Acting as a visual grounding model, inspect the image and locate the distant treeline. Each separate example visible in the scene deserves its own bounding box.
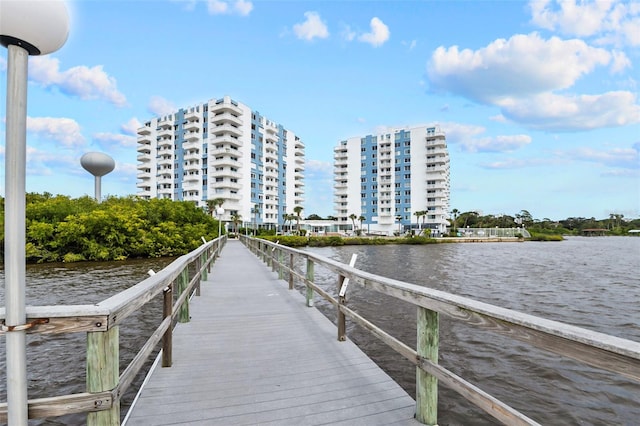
[0,193,219,263]
[450,210,639,236]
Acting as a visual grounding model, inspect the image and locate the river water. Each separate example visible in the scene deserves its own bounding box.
[0,237,638,425]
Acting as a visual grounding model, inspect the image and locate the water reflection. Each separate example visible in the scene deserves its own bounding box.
[304,237,640,425]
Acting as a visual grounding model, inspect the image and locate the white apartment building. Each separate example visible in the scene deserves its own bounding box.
[334,125,450,236]
[137,96,305,230]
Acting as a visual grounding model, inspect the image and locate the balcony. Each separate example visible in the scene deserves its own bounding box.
[265,149,278,160]
[158,128,173,138]
[138,134,152,144]
[212,180,241,190]
[210,146,242,157]
[184,110,199,122]
[158,186,173,195]
[184,151,200,161]
[136,182,151,192]
[211,157,239,168]
[211,111,242,126]
[210,134,242,147]
[211,99,242,115]
[184,130,200,142]
[137,153,151,162]
[157,175,172,184]
[211,123,242,137]
[184,120,200,132]
[184,173,200,182]
[182,140,200,151]
[158,138,173,148]
[184,161,200,171]
[158,156,173,166]
[265,132,278,143]
[137,170,151,180]
[138,126,152,135]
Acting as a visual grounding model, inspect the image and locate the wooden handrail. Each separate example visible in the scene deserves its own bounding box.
[242,235,640,425]
[0,236,225,424]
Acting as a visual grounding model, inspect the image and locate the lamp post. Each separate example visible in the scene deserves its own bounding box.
[217,207,224,237]
[0,1,69,423]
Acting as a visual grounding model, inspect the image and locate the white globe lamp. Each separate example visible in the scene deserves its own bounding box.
[1,1,70,423]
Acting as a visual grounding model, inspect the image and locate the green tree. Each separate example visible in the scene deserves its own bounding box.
[293,205,303,235]
[450,208,459,234]
[349,213,357,234]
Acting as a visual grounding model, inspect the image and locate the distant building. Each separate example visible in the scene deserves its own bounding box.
[334,125,450,236]
[136,96,305,230]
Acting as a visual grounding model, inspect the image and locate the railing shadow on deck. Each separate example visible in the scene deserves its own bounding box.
[241,235,640,426]
[0,236,227,424]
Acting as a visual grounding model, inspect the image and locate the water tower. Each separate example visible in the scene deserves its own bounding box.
[81,152,115,202]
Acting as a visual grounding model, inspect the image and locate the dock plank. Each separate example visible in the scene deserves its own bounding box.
[125,240,419,425]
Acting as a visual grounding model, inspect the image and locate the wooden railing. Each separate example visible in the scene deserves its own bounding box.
[241,235,640,425]
[0,236,226,424]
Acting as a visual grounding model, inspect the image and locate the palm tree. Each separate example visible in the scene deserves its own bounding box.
[358,215,366,236]
[293,206,303,235]
[251,204,260,235]
[230,213,242,234]
[450,208,459,235]
[349,213,357,235]
[284,213,296,233]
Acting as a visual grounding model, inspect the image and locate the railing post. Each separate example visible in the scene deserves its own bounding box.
[86,326,119,425]
[288,253,294,290]
[305,258,314,307]
[177,270,189,323]
[416,306,439,425]
[195,256,201,296]
[270,246,276,272]
[201,252,207,281]
[162,284,173,367]
[278,249,284,280]
[337,274,346,341]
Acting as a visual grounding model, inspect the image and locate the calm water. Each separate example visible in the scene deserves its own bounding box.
[0,237,638,425]
[304,236,640,425]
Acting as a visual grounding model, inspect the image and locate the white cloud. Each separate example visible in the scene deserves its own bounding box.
[499,91,640,131]
[570,145,640,169]
[93,132,137,148]
[427,32,637,131]
[25,146,79,176]
[293,12,329,41]
[439,122,486,143]
[358,17,390,47]
[427,33,613,103]
[29,56,127,107]
[207,0,228,14]
[148,96,177,116]
[175,0,252,16]
[121,117,142,135]
[458,135,532,153]
[27,116,85,147]
[440,122,532,153]
[481,158,561,169]
[234,0,253,16]
[529,0,640,46]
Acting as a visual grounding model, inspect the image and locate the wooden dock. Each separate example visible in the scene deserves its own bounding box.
[124,240,420,425]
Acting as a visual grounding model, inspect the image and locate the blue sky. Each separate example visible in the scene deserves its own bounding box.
[0,0,638,221]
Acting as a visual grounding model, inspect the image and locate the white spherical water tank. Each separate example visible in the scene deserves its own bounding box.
[81,152,115,202]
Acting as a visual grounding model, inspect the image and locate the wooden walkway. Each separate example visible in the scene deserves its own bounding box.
[124,240,420,425]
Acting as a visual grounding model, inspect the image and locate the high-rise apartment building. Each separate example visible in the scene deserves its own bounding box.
[136,96,305,230]
[334,125,450,236]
